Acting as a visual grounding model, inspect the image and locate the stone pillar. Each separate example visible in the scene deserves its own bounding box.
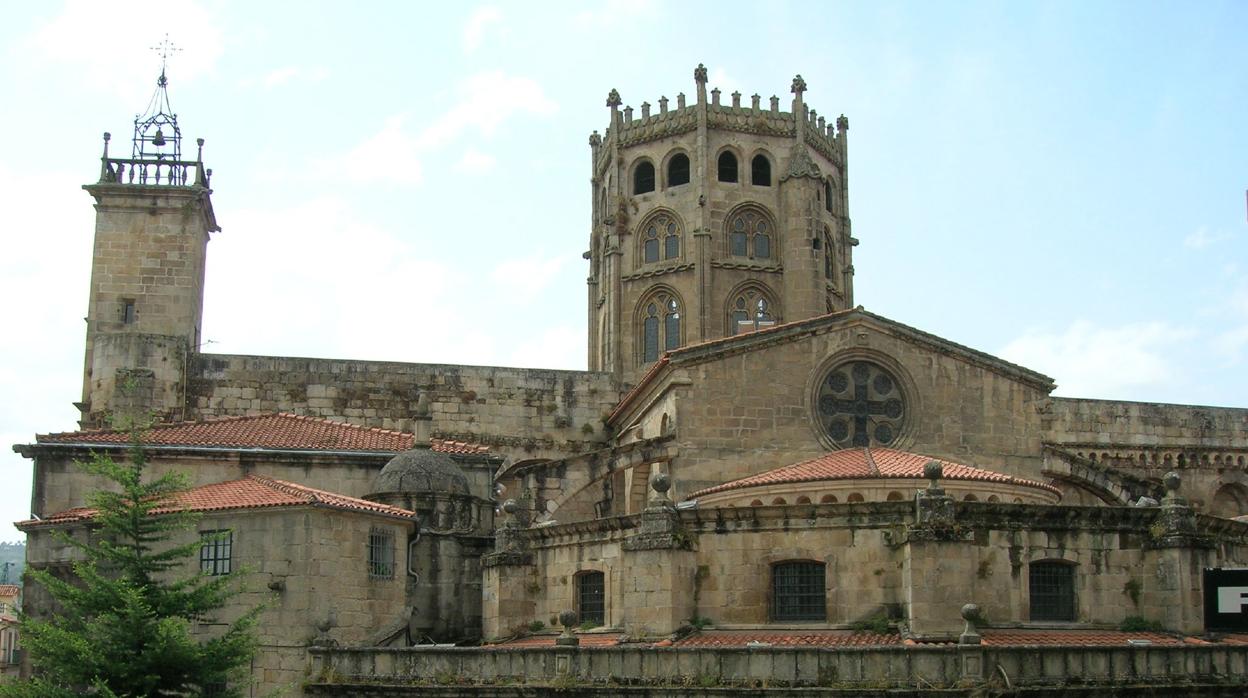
[620,473,696,638]
[481,500,536,639]
[1148,472,1213,634]
[901,461,978,638]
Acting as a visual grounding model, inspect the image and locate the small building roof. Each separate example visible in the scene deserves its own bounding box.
[30,413,488,455]
[689,447,1060,499]
[16,474,416,531]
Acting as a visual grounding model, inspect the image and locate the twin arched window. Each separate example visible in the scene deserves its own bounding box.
[718,152,773,186]
[728,207,773,259]
[641,291,681,363]
[730,287,776,335]
[641,212,681,264]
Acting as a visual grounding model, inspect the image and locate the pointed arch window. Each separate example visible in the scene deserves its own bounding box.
[717,152,738,183]
[667,153,690,187]
[730,287,777,335]
[824,179,834,213]
[641,292,681,363]
[641,212,681,264]
[728,207,773,259]
[751,154,771,186]
[633,161,655,195]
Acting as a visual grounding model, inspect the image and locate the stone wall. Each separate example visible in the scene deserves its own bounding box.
[305,643,1248,695]
[187,354,620,463]
[1046,398,1248,448]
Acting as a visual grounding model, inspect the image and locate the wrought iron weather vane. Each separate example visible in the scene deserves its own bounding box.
[133,34,183,161]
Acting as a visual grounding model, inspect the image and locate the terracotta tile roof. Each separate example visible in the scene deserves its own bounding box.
[33,413,489,455]
[980,630,1183,646]
[16,474,415,530]
[487,633,626,649]
[689,447,1059,498]
[674,630,900,648]
[0,586,19,597]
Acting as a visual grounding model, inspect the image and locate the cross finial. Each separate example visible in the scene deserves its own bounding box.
[791,74,807,96]
[150,34,182,87]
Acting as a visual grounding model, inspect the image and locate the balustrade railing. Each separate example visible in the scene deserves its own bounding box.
[100,157,208,187]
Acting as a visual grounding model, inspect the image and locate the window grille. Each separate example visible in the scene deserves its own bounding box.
[772,561,826,621]
[1029,561,1075,621]
[199,530,232,576]
[577,571,605,626]
[368,528,395,580]
[717,152,738,182]
[633,162,656,194]
[667,154,690,186]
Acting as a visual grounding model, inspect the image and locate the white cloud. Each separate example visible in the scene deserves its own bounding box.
[239,66,330,90]
[1183,226,1231,250]
[463,6,503,54]
[20,0,224,98]
[999,320,1194,399]
[319,71,556,186]
[454,148,497,175]
[574,0,659,27]
[490,254,568,303]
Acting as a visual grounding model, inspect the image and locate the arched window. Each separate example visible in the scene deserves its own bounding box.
[640,291,681,364]
[667,153,690,187]
[729,286,776,335]
[633,161,655,195]
[640,212,681,264]
[1029,561,1075,621]
[576,571,605,626]
[727,207,773,259]
[751,154,771,186]
[824,179,834,213]
[822,227,835,281]
[772,561,826,621]
[717,151,738,182]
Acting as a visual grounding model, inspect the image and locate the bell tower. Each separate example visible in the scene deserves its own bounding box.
[587,65,856,381]
[78,50,218,428]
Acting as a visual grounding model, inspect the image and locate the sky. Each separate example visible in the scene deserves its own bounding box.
[0,0,1245,541]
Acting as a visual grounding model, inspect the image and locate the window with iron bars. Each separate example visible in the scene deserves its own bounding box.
[576,571,605,626]
[1029,561,1075,621]
[772,561,826,621]
[368,527,395,580]
[199,530,232,576]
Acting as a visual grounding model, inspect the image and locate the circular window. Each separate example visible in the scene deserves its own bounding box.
[815,360,906,447]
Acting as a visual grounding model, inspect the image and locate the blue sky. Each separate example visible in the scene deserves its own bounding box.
[0,0,1245,539]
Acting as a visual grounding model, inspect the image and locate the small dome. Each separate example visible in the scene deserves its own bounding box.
[373,447,471,497]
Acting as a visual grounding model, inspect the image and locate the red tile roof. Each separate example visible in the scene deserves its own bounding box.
[690,447,1059,498]
[16,474,415,530]
[33,413,489,455]
[980,630,1183,647]
[0,586,18,597]
[674,630,900,648]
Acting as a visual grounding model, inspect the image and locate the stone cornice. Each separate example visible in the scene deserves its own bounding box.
[708,260,783,274]
[621,263,694,282]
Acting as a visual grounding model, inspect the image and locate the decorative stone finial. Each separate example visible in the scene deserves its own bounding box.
[924,460,943,488]
[650,471,671,495]
[694,63,708,84]
[659,96,668,113]
[641,101,650,118]
[623,105,633,123]
[818,116,826,132]
[751,94,761,111]
[556,609,580,646]
[677,93,686,109]
[836,114,849,132]
[731,91,741,108]
[959,604,982,645]
[769,95,779,112]
[503,498,519,515]
[1164,471,1181,493]
[710,87,721,106]
[791,74,807,96]
[589,130,601,147]
[606,89,621,109]
[196,137,204,162]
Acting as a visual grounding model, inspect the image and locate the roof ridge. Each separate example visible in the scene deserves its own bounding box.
[863,447,879,475]
[247,474,319,504]
[274,412,413,439]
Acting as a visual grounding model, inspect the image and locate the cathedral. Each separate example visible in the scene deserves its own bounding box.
[14,64,1248,695]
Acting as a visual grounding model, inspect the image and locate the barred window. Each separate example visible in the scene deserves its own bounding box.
[633,161,656,195]
[772,561,826,621]
[717,151,738,182]
[368,527,396,580]
[751,154,771,186]
[199,530,232,576]
[576,571,605,626]
[667,153,690,187]
[1029,561,1075,621]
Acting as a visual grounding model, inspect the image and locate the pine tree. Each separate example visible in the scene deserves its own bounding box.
[4,436,260,697]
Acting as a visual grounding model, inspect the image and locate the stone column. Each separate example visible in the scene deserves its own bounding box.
[620,473,696,638]
[481,500,536,639]
[1148,472,1213,634]
[900,461,979,638]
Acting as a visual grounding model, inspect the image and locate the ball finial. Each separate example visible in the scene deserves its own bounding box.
[961,603,981,621]
[559,609,578,629]
[1163,471,1181,493]
[924,460,943,482]
[650,471,671,494]
[502,498,519,515]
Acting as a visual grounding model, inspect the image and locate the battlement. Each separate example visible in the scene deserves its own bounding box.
[591,64,847,174]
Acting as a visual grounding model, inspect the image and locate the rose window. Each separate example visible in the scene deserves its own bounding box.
[816,361,905,447]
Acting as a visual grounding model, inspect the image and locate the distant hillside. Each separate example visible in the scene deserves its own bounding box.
[0,542,25,586]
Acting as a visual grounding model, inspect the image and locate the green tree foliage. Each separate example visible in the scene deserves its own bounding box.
[3,438,260,697]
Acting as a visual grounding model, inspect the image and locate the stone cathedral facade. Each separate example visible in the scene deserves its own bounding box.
[14,66,1248,694]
